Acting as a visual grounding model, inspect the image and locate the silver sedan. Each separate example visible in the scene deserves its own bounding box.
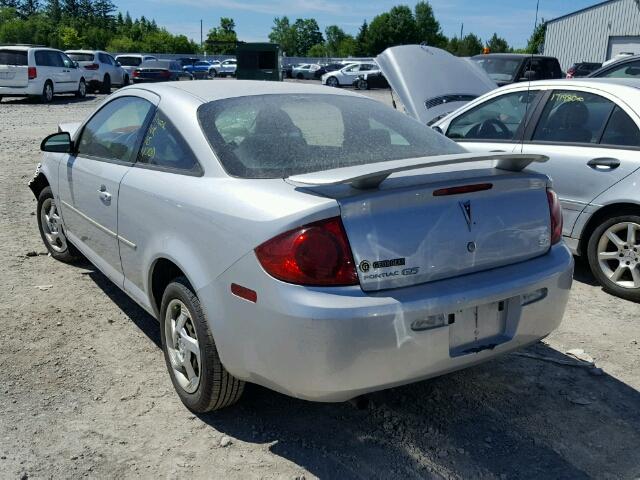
[30,81,572,412]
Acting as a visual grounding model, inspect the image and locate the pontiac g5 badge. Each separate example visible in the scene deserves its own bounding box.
[459,200,472,231]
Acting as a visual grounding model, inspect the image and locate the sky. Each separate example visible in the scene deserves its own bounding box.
[117,0,600,49]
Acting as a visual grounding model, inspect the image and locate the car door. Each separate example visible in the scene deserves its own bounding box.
[59,52,79,91]
[520,88,640,236]
[441,88,544,154]
[57,94,157,284]
[36,51,64,89]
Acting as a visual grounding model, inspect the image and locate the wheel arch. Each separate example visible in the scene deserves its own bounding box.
[148,255,200,318]
[28,172,50,199]
[578,202,640,256]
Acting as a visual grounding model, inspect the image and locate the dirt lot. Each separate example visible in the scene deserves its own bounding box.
[1,83,639,480]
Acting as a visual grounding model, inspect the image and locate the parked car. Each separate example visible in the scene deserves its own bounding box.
[428,79,640,301]
[177,57,200,68]
[31,80,572,412]
[321,62,379,87]
[115,54,158,77]
[313,62,343,79]
[66,50,129,93]
[601,52,635,68]
[281,63,299,78]
[131,60,193,83]
[353,71,389,90]
[183,60,221,79]
[471,53,563,87]
[0,45,87,103]
[589,54,640,79]
[217,58,237,77]
[292,63,321,79]
[566,62,602,78]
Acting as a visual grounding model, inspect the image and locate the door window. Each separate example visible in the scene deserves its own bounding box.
[532,90,615,144]
[600,106,640,147]
[60,53,75,68]
[77,97,154,162]
[447,90,539,141]
[35,51,63,67]
[599,59,640,78]
[138,111,200,172]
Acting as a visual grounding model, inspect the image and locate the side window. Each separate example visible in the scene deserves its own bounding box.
[600,106,640,148]
[107,55,117,65]
[532,91,615,144]
[139,111,200,172]
[447,90,539,141]
[600,60,640,78]
[60,53,74,68]
[34,51,47,66]
[98,53,109,64]
[77,97,154,162]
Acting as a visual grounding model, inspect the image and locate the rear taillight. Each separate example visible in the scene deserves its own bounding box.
[84,63,99,70]
[161,70,171,78]
[547,188,562,245]
[28,67,37,80]
[132,69,140,77]
[255,217,358,286]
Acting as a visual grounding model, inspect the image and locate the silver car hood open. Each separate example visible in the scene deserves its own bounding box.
[376,45,497,125]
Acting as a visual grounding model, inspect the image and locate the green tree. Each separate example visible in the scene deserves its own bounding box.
[293,18,323,57]
[205,17,237,54]
[486,32,509,53]
[367,6,418,55]
[268,16,296,56]
[354,20,369,56]
[525,20,545,54]
[447,33,483,56]
[20,0,40,17]
[58,24,80,48]
[324,24,346,57]
[414,1,446,47]
[307,43,326,57]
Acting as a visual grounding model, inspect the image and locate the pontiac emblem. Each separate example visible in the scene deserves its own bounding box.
[459,200,472,231]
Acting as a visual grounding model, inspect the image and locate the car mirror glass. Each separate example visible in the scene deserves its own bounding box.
[40,132,72,153]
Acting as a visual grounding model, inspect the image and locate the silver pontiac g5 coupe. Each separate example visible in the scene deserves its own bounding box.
[30,81,573,412]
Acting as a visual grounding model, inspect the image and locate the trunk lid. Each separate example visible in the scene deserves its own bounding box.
[375,45,497,125]
[0,49,29,87]
[289,154,551,292]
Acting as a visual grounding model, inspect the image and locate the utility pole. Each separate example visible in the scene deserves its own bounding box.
[460,22,464,39]
[200,19,203,55]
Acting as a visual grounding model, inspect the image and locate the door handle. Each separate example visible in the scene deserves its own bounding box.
[587,157,621,170]
[98,185,111,202]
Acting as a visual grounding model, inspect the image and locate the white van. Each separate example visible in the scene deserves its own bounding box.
[0,45,87,103]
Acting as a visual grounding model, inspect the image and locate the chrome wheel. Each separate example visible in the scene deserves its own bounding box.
[40,197,67,253]
[597,221,640,289]
[165,299,201,394]
[44,83,53,102]
[78,79,86,97]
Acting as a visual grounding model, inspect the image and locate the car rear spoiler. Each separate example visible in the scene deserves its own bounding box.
[288,153,548,189]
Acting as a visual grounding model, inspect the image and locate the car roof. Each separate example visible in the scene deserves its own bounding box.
[491,77,640,98]
[0,45,57,51]
[66,50,101,54]
[127,79,363,103]
[471,53,557,60]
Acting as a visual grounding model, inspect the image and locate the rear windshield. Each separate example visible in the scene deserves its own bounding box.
[198,94,463,179]
[117,56,141,66]
[0,49,28,66]
[67,53,94,62]
[472,57,521,82]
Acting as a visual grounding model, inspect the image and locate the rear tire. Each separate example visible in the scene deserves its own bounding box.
[326,76,339,87]
[40,81,54,103]
[208,69,217,78]
[122,74,129,86]
[100,74,111,94]
[296,73,304,80]
[587,214,640,302]
[160,277,245,412]
[36,186,78,262]
[356,79,368,90]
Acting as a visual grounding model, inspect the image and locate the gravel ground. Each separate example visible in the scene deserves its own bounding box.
[1,81,639,480]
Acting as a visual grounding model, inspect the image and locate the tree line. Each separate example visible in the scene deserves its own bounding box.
[0,0,199,53]
[268,2,545,58]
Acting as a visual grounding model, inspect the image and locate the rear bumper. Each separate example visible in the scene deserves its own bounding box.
[199,244,573,402]
[0,83,42,96]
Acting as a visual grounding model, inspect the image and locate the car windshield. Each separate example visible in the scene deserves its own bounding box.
[472,57,521,82]
[117,56,142,66]
[198,94,463,179]
[0,49,28,65]
[67,53,94,62]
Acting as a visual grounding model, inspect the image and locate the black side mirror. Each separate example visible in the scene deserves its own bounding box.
[41,132,73,153]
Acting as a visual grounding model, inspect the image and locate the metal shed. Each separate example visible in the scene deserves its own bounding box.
[543,0,640,70]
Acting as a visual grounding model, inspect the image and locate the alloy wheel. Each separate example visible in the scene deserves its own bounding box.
[45,83,53,102]
[596,221,640,289]
[327,77,339,87]
[165,299,201,394]
[40,197,67,252]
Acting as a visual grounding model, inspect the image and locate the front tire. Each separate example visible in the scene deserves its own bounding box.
[587,215,640,302]
[326,76,339,87]
[160,277,245,412]
[208,69,217,78]
[356,79,368,90]
[100,74,111,94]
[36,186,78,262]
[75,78,86,98]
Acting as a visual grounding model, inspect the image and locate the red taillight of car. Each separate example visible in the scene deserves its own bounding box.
[132,69,140,78]
[160,70,171,78]
[547,188,563,245]
[255,217,359,286]
[28,67,37,80]
[84,63,99,70]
